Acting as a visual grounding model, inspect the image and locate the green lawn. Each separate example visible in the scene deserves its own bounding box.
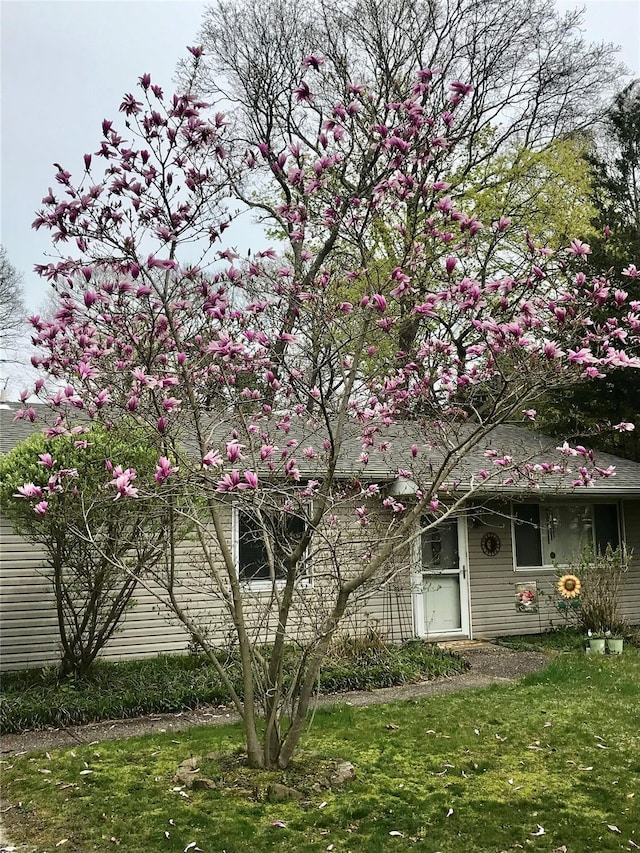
[2,651,638,853]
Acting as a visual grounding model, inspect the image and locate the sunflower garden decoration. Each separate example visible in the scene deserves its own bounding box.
[555,573,582,621]
[557,574,582,600]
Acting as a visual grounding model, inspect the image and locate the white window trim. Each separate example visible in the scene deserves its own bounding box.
[511,500,621,572]
[232,505,313,590]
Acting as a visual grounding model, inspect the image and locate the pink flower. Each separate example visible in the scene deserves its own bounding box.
[613,422,635,432]
[216,470,242,492]
[371,293,387,312]
[567,238,591,256]
[202,449,223,467]
[293,81,313,102]
[244,470,258,489]
[34,501,49,516]
[38,453,55,468]
[108,466,138,500]
[14,483,43,499]
[154,456,178,484]
[302,54,325,70]
[226,440,245,463]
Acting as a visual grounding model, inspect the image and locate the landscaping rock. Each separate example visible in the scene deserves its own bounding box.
[191,777,217,791]
[174,767,200,787]
[267,782,303,801]
[330,761,355,787]
[174,755,204,788]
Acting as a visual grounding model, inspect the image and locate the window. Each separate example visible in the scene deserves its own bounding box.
[421,518,459,571]
[512,503,620,569]
[236,508,309,585]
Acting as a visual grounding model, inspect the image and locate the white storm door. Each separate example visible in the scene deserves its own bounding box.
[413,517,470,638]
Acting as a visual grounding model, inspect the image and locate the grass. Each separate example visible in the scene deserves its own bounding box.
[2,650,638,852]
[0,640,466,734]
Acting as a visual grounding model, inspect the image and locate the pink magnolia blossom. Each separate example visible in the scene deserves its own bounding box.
[108,466,138,500]
[244,470,258,489]
[202,449,223,467]
[14,483,43,499]
[154,456,178,484]
[567,239,591,256]
[226,440,245,463]
[34,501,49,516]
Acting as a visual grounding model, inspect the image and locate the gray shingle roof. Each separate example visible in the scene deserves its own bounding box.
[2,402,639,496]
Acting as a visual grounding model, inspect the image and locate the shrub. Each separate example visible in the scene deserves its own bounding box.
[556,546,630,635]
[0,642,467,734]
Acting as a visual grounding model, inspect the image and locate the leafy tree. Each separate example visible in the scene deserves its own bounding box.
[22,49,639,768]
[193,0,623,363]
[536,82,640,459]
[0,424,180,676]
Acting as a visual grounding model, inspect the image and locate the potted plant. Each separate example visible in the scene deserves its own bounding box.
[587,630,606,654]
[605,631,625,655]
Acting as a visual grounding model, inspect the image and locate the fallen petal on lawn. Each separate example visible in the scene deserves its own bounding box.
[55,841,68,848]
[272,821,287,828]
[579,766,594,771]
[446,809,454,818]
[607,825,621,833]
[531,824,545,836]
[628,839,639,848]
[554,846,567,852]
[389,830,405,837]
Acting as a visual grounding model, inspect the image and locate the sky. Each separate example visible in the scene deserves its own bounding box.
[0,0,639,392]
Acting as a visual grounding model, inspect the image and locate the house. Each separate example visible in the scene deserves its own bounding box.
[1,402,639,671]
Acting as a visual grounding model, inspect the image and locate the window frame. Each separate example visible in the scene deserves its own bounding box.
[232,504,313,589]
[511,500,622,572]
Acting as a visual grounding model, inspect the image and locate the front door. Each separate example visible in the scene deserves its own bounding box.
[413,517,470,638]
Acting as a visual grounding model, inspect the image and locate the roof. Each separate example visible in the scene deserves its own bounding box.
[2,402,639,497]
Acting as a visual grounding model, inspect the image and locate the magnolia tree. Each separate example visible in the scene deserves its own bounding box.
[16,48,640,767]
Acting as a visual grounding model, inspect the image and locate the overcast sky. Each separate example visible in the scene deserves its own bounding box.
[1,0,639,319]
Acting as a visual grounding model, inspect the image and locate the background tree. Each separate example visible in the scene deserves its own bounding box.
[0,246,26,382]
[22,51,640,768]
[0,423,182,677]
[535,81,640,460]
[191,0,624,364]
